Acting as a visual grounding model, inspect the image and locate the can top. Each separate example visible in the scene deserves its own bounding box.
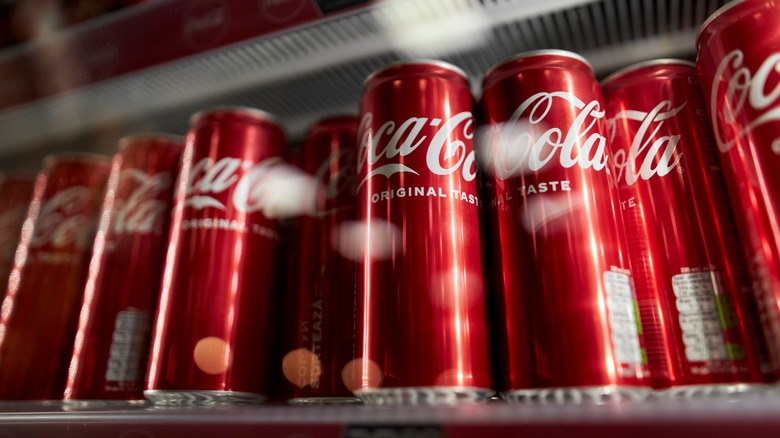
[482,49,593,90]
[601,59,696,88]
[190,106,282,128]
[42,152,111,169]
[117,133,185,151]
[697,0,751,44]
[363,59,469,89]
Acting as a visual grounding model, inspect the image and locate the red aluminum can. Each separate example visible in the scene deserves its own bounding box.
[0,174,34,294]
[602,59,766,394]
[281,116,360,404]
[0,154,110,400]
[145,108,287,405]
[349,61,493,405]
[480,50,649,403]
[64,134,183,404]
[697,0,780,378]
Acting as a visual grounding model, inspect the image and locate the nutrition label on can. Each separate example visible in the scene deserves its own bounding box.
[105,308,151,386]
[672,271,728,362]
[604,271,643,365]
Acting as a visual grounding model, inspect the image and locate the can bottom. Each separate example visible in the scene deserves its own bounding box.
[502,385,651,405]
[354,387,494,406]
[657,383,773,400]
[288,396,363,406]
[62,399,147,408]
[143,390,266,406]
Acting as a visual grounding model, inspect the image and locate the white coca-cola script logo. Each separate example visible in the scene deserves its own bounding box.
[607,100,686,185]
[185,156,284,213]
[31,186,92,249]
[0,207,26,260]
[711,49,780,154]
[356,111,477,189]
[314,149,356,202]
[483,91,608,180]
[112,170,172,234]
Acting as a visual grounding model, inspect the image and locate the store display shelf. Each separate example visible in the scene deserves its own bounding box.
[0,0,728,162]
[1,393,780,437]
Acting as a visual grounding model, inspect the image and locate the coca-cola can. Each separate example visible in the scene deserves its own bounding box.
[145,108,287,405]
[479,50,649,403]
[602,59,767,395]
[64,134,183,404]
[0,154,110,400]
[281,116,360,404]
[348,61,493,405]
[697,0,780,379]
[0,173,34,294]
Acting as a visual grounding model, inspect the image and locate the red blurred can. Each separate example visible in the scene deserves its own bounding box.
[602,59,766,394]
[697,0,780,378]
[145,108,287,405]
[480,50,649,403]
[0,174,34,293]
[281,116,360,404]
[64,134,183,404]
[0,154,110,400]
[350,61,493,405]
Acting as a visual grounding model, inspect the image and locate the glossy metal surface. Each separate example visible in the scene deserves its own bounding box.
[0,155,110,400]
[480,52,647,393]
[65,135,183,402]
[697,0,780,377]
[281,116,359,401]
[352,62,493,396]
[603,61,765,389]
[146,109,286,398]
[0,174,34,293]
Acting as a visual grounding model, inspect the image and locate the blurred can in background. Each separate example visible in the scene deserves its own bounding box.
[64,134,182,404]
[0,154,110,400]
[480,50,649,403]
[145,108,288,405]
[350,61,493,405]
[603,59,767,394]
[281,116,360,404]
[0,173,34,294]
[697,0,780,380]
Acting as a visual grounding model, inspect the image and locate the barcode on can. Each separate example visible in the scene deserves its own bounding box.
[603,271,643,365]
[105,308,151,385]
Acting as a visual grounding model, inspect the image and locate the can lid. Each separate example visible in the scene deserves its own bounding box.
[697,0,747,43]
[117,133,185,151]
[190,106,282,127]
[362,59,469,89]
[601,59,696,86]
[42,152,111,168]
[483,49,593,84]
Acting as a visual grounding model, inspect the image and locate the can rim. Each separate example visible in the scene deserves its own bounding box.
[601,59,696,86]
[362,59,469,88]
[483,49,593,83]
[42,152,111,168]
[117,133,185,150]
[190,106,281,127]
[697,0,746,43]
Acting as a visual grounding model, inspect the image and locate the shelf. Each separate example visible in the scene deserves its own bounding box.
[0,0,729,164]
[1,394,780,437]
